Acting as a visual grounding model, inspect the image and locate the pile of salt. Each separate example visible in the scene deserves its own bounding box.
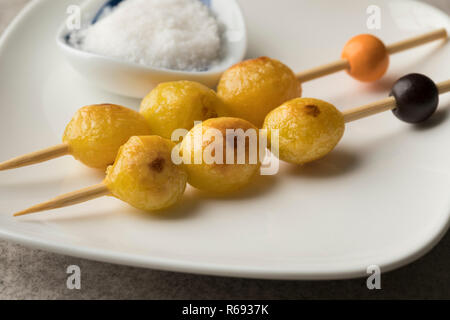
[70,0,222,71]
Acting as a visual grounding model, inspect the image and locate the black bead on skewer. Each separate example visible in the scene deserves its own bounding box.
[390,73,439,123]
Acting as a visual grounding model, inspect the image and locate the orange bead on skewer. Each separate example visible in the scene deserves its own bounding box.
[341,34,389,82]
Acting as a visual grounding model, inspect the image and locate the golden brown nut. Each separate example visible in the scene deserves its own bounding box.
[263,98,345,164]
[217,57,302,127]
[140,81,227,139]
[104,136,187,211]
[180,117,260,193]
[63,104,152,169]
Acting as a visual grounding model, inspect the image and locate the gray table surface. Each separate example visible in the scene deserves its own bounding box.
[1,0,450,300]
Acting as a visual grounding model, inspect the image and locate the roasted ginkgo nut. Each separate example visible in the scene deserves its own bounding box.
[217,57,302,127]
[63,104,152,169]
[104,136,187,212]
[180,117,260,193]
[263,98,345,164]
[140,81,227,139]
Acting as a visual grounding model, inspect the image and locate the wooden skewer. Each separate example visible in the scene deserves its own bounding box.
[437,79,450,94]
[386,28,448,54]
[343,97,396,123]
[0,143,70,171]
[14,183,110,217]
[343,80,450,123]
[296,28,448,82]
[296,59,349,83]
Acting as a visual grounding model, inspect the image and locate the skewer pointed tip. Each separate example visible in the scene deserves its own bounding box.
[14,208,37,217]
[0,161,17,171]
[13,183,110,217]
[0,144,70,171]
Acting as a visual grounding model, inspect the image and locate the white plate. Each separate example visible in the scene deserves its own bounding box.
[0,0,449,280]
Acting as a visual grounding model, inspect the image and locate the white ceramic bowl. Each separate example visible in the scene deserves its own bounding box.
[56,0,247,98]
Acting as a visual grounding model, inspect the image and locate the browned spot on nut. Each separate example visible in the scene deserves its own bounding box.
[150,157,165,173]
[209,111,218,118]
[304,104,321,117]
[202,106,217,119]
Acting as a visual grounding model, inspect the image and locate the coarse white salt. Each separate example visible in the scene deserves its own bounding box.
[69,0,222,71]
